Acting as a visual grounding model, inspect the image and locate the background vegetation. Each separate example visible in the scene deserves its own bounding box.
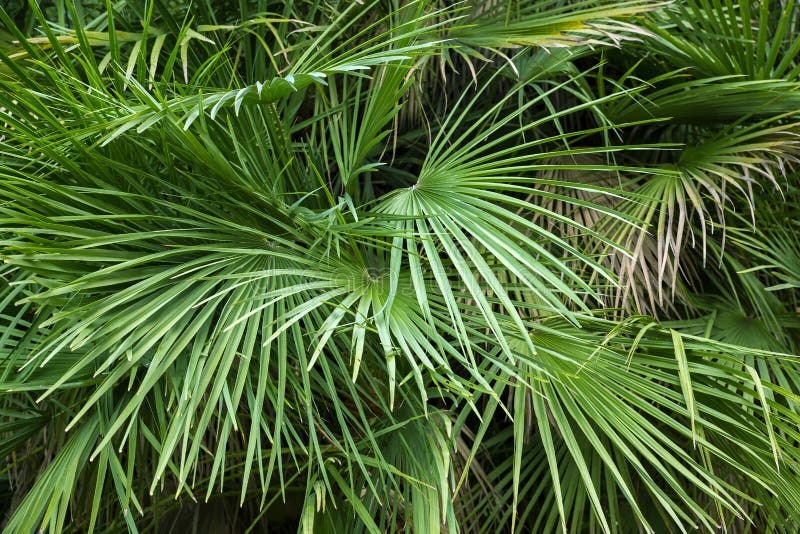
[2,0,800,532]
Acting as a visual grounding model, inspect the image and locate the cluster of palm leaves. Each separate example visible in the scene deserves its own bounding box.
[2,0,800,532]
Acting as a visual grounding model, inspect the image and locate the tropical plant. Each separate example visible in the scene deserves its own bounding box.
[2,0,800,532]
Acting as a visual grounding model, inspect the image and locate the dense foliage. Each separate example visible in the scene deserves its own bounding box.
[2,0,800,532]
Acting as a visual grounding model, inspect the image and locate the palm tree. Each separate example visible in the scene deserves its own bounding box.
[1,0,800,532]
